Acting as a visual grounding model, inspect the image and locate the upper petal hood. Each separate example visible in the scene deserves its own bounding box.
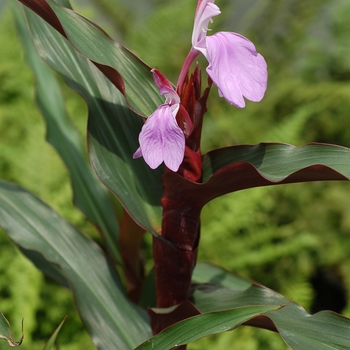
[192,0,220,51]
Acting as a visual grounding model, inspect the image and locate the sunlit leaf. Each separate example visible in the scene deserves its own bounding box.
[202,143,350,182]
[191,283,288,313]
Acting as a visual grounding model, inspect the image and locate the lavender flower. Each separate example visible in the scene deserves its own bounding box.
[133,69,185,172]
[191,0,268,108]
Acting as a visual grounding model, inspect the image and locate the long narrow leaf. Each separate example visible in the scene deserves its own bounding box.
[135,305,280,350]
[19,248,69,287]
[202,143,350,182]
[18,0,163,116]
[0,181,152,349]
[14,2,122,264]
[163,143,350,211]
[42,317,66,350]
[191,284,288,313]
[21,2,164,236]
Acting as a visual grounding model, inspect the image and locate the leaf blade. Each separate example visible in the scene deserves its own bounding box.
[0,312,23,347]
[14,1,122,264]
[202,143,350,182]
[0,181,152,349]
[42,317,66,350]
[163,143,350,212]
[191,265,350,350]
[21,2,163,236]
[135,305,280,350]
[266,306,350,350]
[193,262,252,291]
[19,0,163,116]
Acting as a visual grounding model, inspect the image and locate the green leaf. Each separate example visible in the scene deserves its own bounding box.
[135,305,280,350]
[266,306,350,350]
[191,284,288,313]
[139,263,251,310]
[19,0,163,116]
[49,0,163,115]
[21,2,164,236]
[139,268,157,309]
[163,142,350,211]
[19,248,69,288]
[0,181,152,349]
[193,262,252,291]
[13,1,122,264]
[202,143,350,182]
[191,265,350,350]
[42,317,66,350]
[0,312,23,347]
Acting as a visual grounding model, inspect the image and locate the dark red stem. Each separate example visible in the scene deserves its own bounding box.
[150,69,212,342]
[153,197,201,308]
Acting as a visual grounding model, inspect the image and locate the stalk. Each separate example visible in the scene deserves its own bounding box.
[150,68,212,345]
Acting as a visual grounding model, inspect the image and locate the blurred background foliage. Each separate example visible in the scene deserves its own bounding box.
[1,0,350,349]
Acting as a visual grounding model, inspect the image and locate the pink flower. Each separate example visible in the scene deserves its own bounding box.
[133,69,185,172]
[192,0,268,108]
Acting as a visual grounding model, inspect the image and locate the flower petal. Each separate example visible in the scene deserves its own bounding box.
[136,104,185,172]
[205,32,268,108]
[192,0,220,51]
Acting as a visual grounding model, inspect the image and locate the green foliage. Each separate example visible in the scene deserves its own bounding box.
[0,9,94,350]
[0,7,89,228]
[2,0,350,349]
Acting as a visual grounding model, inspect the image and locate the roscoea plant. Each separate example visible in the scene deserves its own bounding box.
[1,0,350,349]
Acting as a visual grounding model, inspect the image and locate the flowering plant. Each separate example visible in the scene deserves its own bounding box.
[1,0,350,349]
